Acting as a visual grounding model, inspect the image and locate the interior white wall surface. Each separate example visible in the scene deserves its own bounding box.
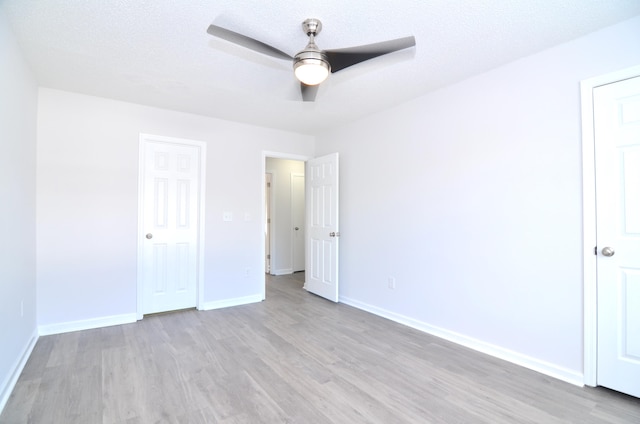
[265,158,305,274]
[0,10,37,407]
[36,89,314,326]
[315,16,640,374]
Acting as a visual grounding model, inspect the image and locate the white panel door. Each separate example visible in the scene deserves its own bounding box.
[594,75,640,398]
[292,173,305,272]
[141,140,201,314]
[305,153,339,302]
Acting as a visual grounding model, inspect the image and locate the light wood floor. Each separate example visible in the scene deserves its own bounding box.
[2,273,639,423]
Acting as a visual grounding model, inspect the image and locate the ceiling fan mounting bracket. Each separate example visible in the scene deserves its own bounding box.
[302,18,322,37]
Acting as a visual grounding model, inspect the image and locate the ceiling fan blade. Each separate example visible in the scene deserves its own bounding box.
[324,36,416,73]
[207,24,292,60]
[300,83,319,102]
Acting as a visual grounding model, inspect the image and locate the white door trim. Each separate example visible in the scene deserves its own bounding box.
[262,151,311,300]
[581,64,640,386]
[265,169,279,277]
[137,133,207,319]
[265,172,273,275]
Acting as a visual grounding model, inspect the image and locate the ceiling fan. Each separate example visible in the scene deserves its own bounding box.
[207,18,416,102]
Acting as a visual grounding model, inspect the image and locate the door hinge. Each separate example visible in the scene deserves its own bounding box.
[267,254,271,259]
[267,182,271,187]
[594,246,597,255]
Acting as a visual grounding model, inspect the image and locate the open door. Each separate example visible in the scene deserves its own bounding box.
[305,153,339,302]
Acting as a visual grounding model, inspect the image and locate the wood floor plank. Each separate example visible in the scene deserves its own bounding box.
[2,273,640,423]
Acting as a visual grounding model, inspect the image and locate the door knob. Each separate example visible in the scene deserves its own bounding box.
[602,246,615,257]
[295,227,299,230]
[146,233,153,239]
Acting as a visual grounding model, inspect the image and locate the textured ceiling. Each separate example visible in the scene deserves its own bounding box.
[3,0,640,135]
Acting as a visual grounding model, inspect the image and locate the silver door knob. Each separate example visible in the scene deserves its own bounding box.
[602,246,615,257]
[146,233,153,239]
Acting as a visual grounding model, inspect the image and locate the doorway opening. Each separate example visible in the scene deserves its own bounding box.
[262,151,340,302]
[262,152,310,300]
[265,157,306,274]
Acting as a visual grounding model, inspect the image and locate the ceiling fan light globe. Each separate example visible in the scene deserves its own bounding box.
[294,59,330,85]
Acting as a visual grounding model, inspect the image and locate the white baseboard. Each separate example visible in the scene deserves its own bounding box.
[271,268,293,276]
[0,330,38,415]
[201,294,263,311]
[38,313,138,336]
[340,296,584,387]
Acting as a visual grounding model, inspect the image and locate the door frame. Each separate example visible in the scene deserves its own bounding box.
[262,151,311,300]
[265,172,273,274]
[137,133,207,319]
[580,64,640,386]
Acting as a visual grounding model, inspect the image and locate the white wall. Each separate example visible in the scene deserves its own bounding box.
[315,16,640,382]
[36,89,314,329]
[265,158,305,275]
[0,11,38,410]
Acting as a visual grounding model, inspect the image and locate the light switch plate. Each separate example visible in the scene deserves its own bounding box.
[223,211,233,221]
